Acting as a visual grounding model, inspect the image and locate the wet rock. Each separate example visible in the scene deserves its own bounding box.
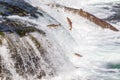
[0,56,2,75]
[0,39,2,45]
[0,31,5,37]
[0,2,28,16]
[0,18,46,37]
[0,1,44,18]
[0,1,69,80]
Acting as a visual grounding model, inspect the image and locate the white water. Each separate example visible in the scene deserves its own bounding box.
[0,0,120,80]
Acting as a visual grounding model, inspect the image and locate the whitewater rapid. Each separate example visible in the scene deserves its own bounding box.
[0,0,120,80]
[26,0,120,80]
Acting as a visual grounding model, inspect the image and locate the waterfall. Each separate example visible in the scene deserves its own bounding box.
[0,0,120,80]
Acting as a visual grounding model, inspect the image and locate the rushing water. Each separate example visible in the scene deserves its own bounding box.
[0,0,120,80]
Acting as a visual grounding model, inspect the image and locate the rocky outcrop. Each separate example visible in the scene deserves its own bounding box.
[0,18,45,37]
[0,1,43,18]
[0,2,28,16]
[0,1,73,80]
[0,17,62,80]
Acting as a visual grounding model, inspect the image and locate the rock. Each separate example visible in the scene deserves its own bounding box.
[0,18,46,37]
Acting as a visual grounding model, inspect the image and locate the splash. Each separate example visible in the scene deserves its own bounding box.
[0,0,120,80]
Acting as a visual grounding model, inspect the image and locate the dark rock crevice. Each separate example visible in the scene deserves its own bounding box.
[0,1,44,18]
[0,18,46,37]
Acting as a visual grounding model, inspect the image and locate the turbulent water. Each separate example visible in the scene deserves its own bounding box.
[0,0,120,80]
